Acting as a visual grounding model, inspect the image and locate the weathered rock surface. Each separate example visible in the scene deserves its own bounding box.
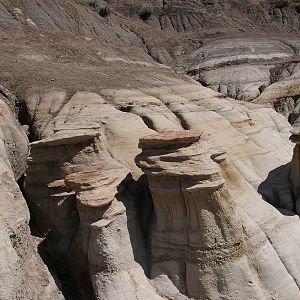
[0,97,63,300]
[22,83,299,299]
[184,38,300,115]
[65,164,164,300]
[1,0,300,299]
[136,131,300,299]
[25,113,183,299]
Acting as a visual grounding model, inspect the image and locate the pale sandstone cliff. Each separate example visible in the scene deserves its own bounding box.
[0,0,300,299]
[0,91,63,300]
[22,84,300,299]
[136,131,300,299]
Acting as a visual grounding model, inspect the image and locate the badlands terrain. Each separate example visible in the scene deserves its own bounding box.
[2,0,300,299]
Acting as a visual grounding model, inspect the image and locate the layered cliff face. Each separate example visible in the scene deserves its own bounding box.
[186,39,300,102]
[111,0,300,120]
[136,131,300,299]
[0,93,63,300]
[1,0,300,299]
[25,129,166,299]
[21,83,299,299]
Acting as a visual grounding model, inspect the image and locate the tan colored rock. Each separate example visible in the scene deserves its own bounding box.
[65,164,165,300]
[0,98,63,300]
[139,130,201,149]
[23,82,300,299]
[136,131,300,299]
[26,124,171,299]
[38,91,155,177]
[2,1,300,299]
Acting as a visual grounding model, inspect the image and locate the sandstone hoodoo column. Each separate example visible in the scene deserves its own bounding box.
[65,162,164,300]
[25,131,164,299]
[136,131,265,299]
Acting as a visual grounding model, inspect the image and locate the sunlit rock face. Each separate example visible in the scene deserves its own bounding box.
[25,128,166,299]
[21,85,300,299]
[185,38,299,101]
[65,164,164,300]
[136,131,300,300]
[21,84,300,299]
[184,38,300,123]
[2,0,300,299]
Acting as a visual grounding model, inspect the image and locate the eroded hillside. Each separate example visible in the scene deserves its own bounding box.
[1,0,300,299]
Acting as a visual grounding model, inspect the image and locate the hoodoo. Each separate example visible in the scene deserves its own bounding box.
[136,131,300,299]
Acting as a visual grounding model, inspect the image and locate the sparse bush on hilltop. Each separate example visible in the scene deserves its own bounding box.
[139,1,174,20]
[274,0,300,11]
[163,0,173,12]
[139,6,153,21]
[275,0,292,8]
[82,0,110,17]
[294,1,300,12]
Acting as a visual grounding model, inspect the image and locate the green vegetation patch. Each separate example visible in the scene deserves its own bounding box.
[275,0,300,11]
[81,0,110,17]
[162,0,174,13]
[139,6,153,21]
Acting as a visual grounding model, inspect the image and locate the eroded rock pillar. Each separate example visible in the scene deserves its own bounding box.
[65,163,163,300]
[136,131,264,299]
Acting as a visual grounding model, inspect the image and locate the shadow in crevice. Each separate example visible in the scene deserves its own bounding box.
[17,178,82,299]
[31,201,93,300]
[258,162,297,215]
[37,239,81,300]
[116,173,154,278]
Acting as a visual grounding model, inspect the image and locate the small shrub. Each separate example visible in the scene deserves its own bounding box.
[275,0,292,8]
[292,1,300,12]
[139,6,153,21]
[274,0,300,12]
[98,4,109,17]
[163,0,173,12]
[269,62,290,84]
[82,0,110,17]
[276,0,300,12]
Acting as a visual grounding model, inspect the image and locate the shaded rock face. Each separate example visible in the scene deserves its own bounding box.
[290,134,300,215]
[0,92,28,179]
[0,97,63,300]
[136,131,300,299]
[274,97,295,119]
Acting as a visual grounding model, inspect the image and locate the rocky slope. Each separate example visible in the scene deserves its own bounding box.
[136,131,300,299]
[1,0,300,299]
[0,86,63,300]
